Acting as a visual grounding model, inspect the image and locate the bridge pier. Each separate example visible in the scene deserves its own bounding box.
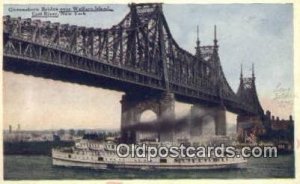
[120,91,175,143]
[190,104,227,137]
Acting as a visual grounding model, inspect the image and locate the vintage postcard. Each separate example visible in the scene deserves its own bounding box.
[1,0,298,183]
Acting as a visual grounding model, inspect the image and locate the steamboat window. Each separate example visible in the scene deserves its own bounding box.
[68,154,71,158]
[160,159,167,163]
[98,157,104,161]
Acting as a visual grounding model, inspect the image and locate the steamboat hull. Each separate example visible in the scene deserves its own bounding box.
[52,155,247,170]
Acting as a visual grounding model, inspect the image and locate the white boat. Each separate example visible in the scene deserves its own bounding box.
[51,136,247,170]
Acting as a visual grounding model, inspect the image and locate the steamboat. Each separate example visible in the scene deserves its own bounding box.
[52,134,247,170]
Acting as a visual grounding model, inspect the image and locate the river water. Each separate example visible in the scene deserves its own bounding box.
[4,154,294,180]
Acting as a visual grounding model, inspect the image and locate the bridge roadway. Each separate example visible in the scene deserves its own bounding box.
[3,37,252,115]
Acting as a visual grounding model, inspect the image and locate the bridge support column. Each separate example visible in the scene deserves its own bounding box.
[190,105,203,137]
[215,106,226,136]
[190,104,227,137]
[120,91,175,143]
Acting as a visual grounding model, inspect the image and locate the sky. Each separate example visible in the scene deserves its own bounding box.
[3,3,294,131]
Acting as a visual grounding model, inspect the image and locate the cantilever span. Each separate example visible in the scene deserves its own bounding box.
[3,3,263,116]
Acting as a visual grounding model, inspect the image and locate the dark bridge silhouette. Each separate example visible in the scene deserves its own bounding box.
[3,3,266,141]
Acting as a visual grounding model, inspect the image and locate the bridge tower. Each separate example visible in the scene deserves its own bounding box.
[191,25,227,137]
[236,64,264,142]
[120,3,175,143]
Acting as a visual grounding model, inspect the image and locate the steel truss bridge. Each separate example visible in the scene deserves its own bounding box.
[3,3,264,116]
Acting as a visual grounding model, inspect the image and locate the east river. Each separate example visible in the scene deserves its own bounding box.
[4,154,294,180]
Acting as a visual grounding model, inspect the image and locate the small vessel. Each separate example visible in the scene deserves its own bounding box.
[52,134,247,170]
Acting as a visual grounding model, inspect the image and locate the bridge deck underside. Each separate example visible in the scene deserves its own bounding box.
[4,55,249,115]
